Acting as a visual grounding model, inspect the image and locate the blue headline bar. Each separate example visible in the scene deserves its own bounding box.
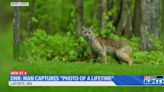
[9,75,164,86]
[9,76,114,81]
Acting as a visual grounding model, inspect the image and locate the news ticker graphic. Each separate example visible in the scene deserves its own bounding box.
[9,70,164,86]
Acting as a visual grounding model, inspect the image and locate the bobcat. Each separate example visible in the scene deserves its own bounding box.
[82,27,132,65]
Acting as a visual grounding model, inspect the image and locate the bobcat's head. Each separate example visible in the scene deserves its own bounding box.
[82,27,95,41]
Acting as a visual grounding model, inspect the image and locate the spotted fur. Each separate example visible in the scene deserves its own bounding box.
[82,27,132,65]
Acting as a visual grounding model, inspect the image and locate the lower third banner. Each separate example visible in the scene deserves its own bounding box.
[8,76,164,86]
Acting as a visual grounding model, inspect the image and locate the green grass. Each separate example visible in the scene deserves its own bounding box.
[11,60,164,75]
[2,86,164,92]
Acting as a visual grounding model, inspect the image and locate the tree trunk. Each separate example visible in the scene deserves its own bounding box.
[162,0,164,51]
[101,0,107,30]
[107,0,113,11]
[163,0,164,31]
[140,0,160,51]
[163,0,164,30]
[27,0,35,33]
[75,0,84,58]
[96,0,102,29]
[76,0,83,36]
[116,0,133,37]
[113,0,123,27]
[97,0,107,30]
[133,0,141,36]
[13,1,20,60]
[106,0,113,21]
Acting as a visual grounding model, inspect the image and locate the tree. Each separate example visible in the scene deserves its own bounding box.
[133,0,141,36]
[113,0,123,27]
[27,0,36,33]
[97,0,107,30]
[13,0,20,59]
[106,0,113,22]
[96,0,102,29]
[75,0,83,36]
[140,0,160,51]
[162,0,164,50]
[107,0,113,11]
[101,0,107,30]
[163,0,164,31]
[116,0,133,37]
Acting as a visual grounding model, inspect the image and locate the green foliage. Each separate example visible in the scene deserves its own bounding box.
[21,28,163,64]
[20,29,93,62]
[20,29,79,61]
[66,7,76,35]
[133,51,163,64]
[77,37,92,59]
[149,34,163,51]
[31,17,38,23]
[97,21,118,40]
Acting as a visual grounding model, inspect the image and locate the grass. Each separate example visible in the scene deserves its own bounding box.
[11,60,164,75]
[2,86,164,92]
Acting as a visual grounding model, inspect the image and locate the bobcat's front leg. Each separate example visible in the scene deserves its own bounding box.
[100,51,108,64]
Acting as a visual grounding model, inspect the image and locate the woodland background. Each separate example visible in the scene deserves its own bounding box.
[0,0,164,74]
[9,0,164,64]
